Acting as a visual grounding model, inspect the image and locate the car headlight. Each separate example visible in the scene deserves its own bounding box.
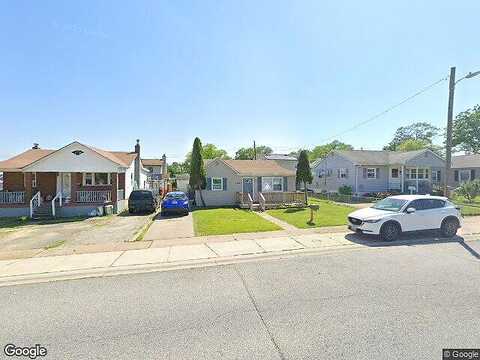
[363,218,381,223]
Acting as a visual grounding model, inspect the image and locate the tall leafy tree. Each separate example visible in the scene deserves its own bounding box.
[384,122,440,151]
[309,141,353,161]
[185,143,230,163]
[168,161,189,177]
[189,137,207,207]
[296,150,313,203]
[235,145,273,160]
[452,104,480,153]
[396,139,431,151]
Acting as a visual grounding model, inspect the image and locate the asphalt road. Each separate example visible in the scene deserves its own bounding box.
[0,239,479,360]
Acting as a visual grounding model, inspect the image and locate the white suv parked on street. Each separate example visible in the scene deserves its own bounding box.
[348,195,463,241]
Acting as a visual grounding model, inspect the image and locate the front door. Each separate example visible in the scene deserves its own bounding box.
[242,178,254,198]
[57,173,71,199]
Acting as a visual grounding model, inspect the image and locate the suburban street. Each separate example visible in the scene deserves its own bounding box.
[0,238,478,360]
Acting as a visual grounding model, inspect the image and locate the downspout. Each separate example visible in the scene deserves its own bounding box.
[355,165,358,195]
[416,166,419,194]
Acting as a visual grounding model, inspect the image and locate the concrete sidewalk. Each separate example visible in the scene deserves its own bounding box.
[0,229,478,287]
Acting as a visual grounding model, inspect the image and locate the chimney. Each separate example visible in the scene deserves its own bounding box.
[134,139,141,189]
[32,143,39,150]
[162,154,167,178]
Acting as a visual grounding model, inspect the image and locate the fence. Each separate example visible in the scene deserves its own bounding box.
[310,192,380,204]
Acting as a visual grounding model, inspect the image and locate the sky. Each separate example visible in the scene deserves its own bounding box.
[1,0,479,162]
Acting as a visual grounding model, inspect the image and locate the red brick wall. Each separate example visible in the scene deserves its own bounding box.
[37,172,57,199]
[3,172,24,191]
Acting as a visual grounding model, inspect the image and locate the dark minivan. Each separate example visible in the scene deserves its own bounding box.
[128,190,158,214]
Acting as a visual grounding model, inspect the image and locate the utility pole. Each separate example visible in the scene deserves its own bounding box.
[444,67,456,197]
[253,140,257,160]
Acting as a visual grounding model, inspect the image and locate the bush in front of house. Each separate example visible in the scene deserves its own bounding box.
[455,179,480,203]
[338,185,353,195]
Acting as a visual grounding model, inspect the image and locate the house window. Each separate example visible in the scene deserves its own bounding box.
[432,170,441,182]
[391,168,399,178]
[83,173,111,186]
[211,177,223,191]
[262,177,283,192]
[406,168,429,180]
[95,173,110,185]
[459,170,471,183]
[367,168,377,179]
[338,168,347,179]
[84,173,93,186]
[32,172,37,188]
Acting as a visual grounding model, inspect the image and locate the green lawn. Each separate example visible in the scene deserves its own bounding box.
[267,198,354,229]
[451,195,480,216]
[192,208,281,236]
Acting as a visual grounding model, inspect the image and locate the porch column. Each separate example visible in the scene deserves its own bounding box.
[416,166,419,194]
[111,173,118,204]
[401,166,405,193]
[24,172,33,203]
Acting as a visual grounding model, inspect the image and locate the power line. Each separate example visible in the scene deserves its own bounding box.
[318,76,449,144]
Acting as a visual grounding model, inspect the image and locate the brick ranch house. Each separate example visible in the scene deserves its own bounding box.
[0,140,152,218]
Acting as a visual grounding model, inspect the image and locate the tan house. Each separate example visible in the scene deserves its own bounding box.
[196,159,303,209]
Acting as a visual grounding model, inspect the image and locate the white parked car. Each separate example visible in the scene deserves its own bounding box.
[348,195,463,241]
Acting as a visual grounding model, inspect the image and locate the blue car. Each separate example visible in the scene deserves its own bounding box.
[161,191,190,216]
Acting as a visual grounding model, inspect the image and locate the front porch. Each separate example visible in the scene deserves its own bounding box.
[0,171,127,218]
[386,166,443,194]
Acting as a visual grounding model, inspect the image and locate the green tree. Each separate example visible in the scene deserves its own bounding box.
[185,143,230,163]
[168,161,189,178]
[309,141,353,161]
[452,104,480,153]
[384,122,440,151]
[235,145,273,160]
[396,138,431,151]
[296,150,313,204]
[189,137,207,207]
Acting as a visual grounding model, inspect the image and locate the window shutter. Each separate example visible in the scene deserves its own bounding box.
[437,171,441,181]
[345,168,349,178]
[337,169,340,178]
[223,178,227,191]
[363,168,367,178]
[376,168,380,179]
[283,177,288,192]
[454,171,459,182]
[257,177,262,192]
[471,170,476,180]
[206,177,212,190]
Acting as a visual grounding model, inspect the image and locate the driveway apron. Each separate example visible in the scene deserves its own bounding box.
[143,213,195,241]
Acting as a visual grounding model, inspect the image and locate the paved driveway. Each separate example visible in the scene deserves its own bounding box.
[0,214,150,253]
[143,213,195,241]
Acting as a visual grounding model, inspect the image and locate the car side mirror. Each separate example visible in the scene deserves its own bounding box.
[406,207,416,214]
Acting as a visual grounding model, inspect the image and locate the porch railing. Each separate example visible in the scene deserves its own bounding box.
[51,192,63,217]
[76,190,112,203]
[30,191,41,218]
[0,191,25,204]
[262,192,305,205]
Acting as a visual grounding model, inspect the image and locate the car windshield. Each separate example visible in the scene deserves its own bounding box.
[165,193,187,200]
[130,191,153,200]
[372,198,407,212]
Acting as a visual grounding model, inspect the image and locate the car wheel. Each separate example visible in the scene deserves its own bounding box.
[441,217,459,237]
[380,222,401,242]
